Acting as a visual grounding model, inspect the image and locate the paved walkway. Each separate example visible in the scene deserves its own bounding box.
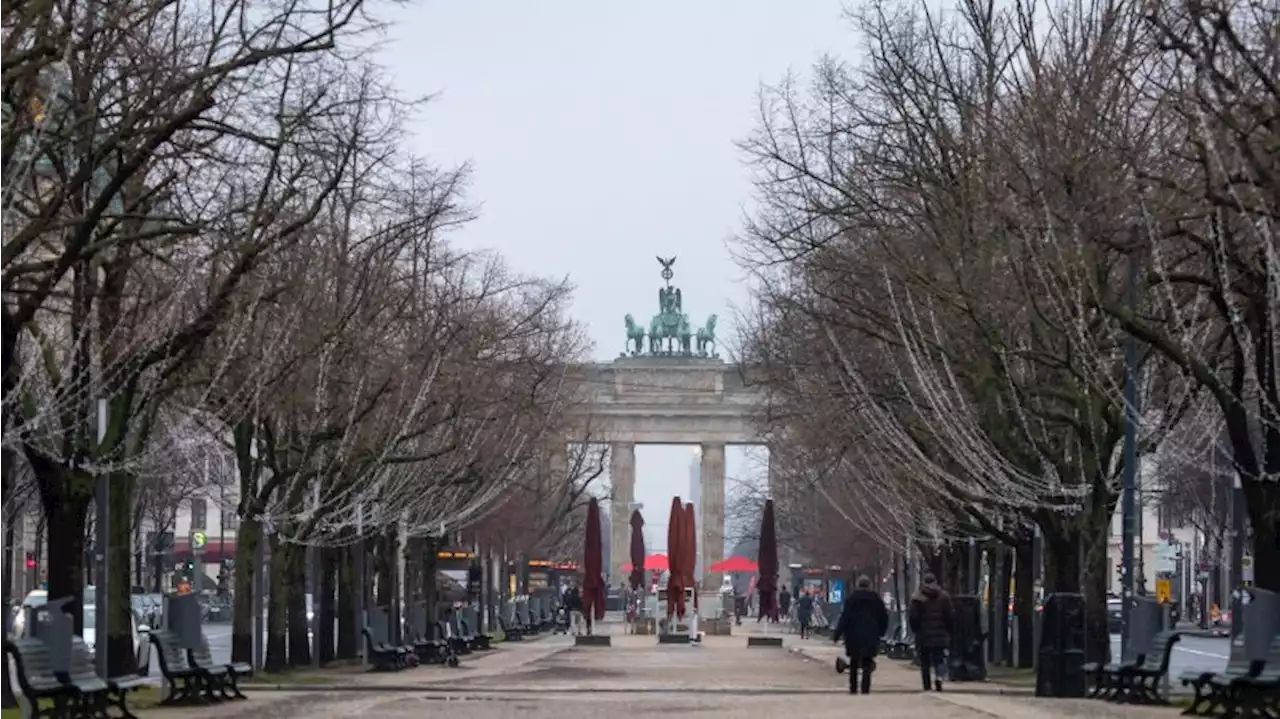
[139,621,1187,719]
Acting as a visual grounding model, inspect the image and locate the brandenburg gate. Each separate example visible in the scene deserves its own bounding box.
[566,257,769,590]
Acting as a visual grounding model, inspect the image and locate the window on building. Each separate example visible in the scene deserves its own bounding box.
[191,498,208,530]
[222,506,239,532]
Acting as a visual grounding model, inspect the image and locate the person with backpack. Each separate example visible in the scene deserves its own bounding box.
[908,573,955,691]
[832,575,890,694]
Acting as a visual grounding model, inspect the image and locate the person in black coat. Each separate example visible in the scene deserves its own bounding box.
[832,575,890,694]
[908,573,954,691]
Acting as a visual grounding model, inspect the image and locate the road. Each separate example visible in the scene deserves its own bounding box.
[1110,632,1230,683]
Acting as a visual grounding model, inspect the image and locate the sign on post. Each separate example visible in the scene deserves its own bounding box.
[1155,577,1172,604]
[1154,542,1178,574]
[190,529,208,555]
[1242,555,1254,584]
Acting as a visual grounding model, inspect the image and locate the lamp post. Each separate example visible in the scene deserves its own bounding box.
[1120,250,1141,660]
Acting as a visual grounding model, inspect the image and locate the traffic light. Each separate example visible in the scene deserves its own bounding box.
[25,551,36,569]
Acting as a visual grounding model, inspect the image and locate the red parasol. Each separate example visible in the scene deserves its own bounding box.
[622,552,668,573]
[684,502,699,611]
[628,510,646,591]
[756,499,779,622]
[582,497,607,621]
[711,555,759,573]
[666,496,685,619]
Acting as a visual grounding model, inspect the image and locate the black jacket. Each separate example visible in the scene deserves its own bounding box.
[908,583,954,649]
[832,589,889,657]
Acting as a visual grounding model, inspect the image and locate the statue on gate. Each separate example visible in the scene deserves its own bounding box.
[619,255,720,359]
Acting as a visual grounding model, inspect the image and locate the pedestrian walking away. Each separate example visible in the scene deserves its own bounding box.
[832,575,889,695]
[908,573,954,692]
[778,585,792,624]
[564,584,585,635]
[796,590,815,639]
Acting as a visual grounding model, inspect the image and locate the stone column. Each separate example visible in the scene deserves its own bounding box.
[547,443,569,488]
[767,447,781,500]
[700,442,726,591]
[609,442,636,584]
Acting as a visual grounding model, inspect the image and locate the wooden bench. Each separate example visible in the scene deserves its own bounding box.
[1086,629,1177,700]
[1111,630,1181,704]
[64,637,149,719]
[3,639,76,718]
[500,615,524,641]
[1231,650,1280,719]
[1181,636,1252,715]
[151,630,212,704]
[187,634,251,700]
[1086,649,1147,699]
[409,622,449,665]
[462,617,492,650]
[1193,634,1280,718]
[438,620,471,656]
[362,627,409,671]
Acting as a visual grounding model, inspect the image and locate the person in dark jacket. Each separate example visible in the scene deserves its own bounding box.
[778,586,792,620]
[564,585,584,635]
[795,591,816,638]
[832,575,890,694]
[908,573,954,691]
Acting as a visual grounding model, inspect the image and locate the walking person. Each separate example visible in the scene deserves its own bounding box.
[565,583,584,635]
[908,573,954,692]
[778,585,792,626]
[832,575,889,694]
[796,589,815,639]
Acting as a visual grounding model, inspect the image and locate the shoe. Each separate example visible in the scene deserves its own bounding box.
[935,680,943,692]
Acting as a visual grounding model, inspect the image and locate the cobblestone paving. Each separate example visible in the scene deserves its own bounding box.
[145,623,1185,719]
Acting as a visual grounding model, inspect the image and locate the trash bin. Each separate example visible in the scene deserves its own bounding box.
[948,594,988,681]
[1035,592,1087,697]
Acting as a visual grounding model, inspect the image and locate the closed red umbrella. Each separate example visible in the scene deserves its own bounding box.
[757,499,779,622]
[667,496,685,619]
[583,498,607,621]
[684,502,699,611]
[628,510,646,591]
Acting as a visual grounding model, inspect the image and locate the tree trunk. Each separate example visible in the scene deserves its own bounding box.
[375,536,392,609]
[1243,480,1280,592]
[1043,527,1082,593]
[41,473,90,633]
[336,545,356,659]
[1014,538,1035,669]
[286,543,310,667]
[423,539,440,625]
[106,470,138,676]
[2,449,17,709]
[995,543,1013,666]
[230,517,261,665]
[318,547,336,664]
[265,533,287,672]
[1082,537,1112,664]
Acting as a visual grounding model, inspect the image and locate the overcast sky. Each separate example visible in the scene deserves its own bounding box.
[381,0,856,553]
